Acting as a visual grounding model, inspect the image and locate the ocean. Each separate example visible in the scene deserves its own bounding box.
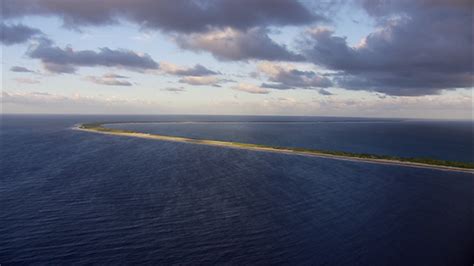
[1,114,473,264]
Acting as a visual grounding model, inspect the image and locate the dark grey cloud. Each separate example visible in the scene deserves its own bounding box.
[1,0,320,32]
[359,0,472,18]
[175,27,304,61]
[85,73,132,86]
[258,63,332,90]
[302,0,473,96]
[27,39,159,73]
[10,66,35,73]
[2,1,315,62]
[0,23,42,45]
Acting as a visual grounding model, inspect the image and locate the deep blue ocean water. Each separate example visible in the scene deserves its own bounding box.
[1,115,473,265]
[108,118,474,162]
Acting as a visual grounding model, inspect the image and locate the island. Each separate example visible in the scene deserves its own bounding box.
[76,122,474,173]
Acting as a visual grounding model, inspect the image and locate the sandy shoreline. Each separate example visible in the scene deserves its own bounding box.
[74,126,474,174]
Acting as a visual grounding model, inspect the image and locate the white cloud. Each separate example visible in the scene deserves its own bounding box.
[14,78,41,84]
[232,83,269,94]
[1,89,472,119]
[161,87,186,93]
[179,76,220,86]
[85,74,132,86]
[160,62,219,76]
[1,91,161,114]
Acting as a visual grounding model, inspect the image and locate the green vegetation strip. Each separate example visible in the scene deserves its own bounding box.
[78,122,474,172]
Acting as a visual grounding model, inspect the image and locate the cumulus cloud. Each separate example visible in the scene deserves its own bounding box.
[232,83,270,94]
[0,23,42,45]
[257,62,332,90]
[10,66,35,73]
[85,73,132,86]
[178,76,221,86]
[160,62,219,76]
[3,0,471,101]
[27,39,159,73]
[2,1,315,62]
[1,0,319,32]
[174,27,304,61]
[302,0,473,96]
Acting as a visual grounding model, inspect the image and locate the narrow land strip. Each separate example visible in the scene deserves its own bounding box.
[75,123,474,174]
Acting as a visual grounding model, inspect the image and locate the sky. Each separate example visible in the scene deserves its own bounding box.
[1,0,472,119]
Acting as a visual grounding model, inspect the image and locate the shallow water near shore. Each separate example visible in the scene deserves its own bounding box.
[1,114,473,264]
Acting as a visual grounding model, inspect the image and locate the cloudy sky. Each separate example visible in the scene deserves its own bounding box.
[1,0,472,119]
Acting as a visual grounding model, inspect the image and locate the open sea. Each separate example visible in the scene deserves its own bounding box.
[1,114,473,265]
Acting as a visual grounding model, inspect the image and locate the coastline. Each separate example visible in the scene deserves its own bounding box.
[74,124,474,174]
